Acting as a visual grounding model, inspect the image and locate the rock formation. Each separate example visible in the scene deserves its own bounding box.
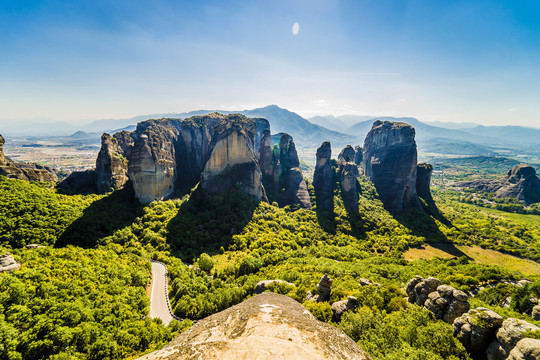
[254,279,296,294]
[0,253,21,273]
[338,146,360,212]
[270,134,312,209]
[331,296,358,322]
[95,133,130,194]
[362,121,422,214]
[0,133,57,183]
[313,142,334,212]
[487,318,540,360]
[306,274,333,303]
[137,293,371,360]
[453,307,504,357]
[453,165,540,205]
[200,120,267,201]
[416,163,436,207]
[406,276,469,324]
[58,114,311,207]
[532,305,540,321]
[354,145,363,166]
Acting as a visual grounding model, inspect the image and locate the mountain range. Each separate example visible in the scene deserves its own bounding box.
[2,106,539,156]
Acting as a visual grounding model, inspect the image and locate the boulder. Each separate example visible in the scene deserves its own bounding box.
[0,253,21,273]
[405,276,441,306]
[254,280,296,294]
[136,293,371,360]
[362,120,422,214]
[453,307,503,356]
[307,274,333,303]
[424,284,470,324]
[331,296,358,322]
[359,278,381,286]
[487,317,540,360]
[313,142,334,212]
[507,338,540,360]
[531,305,540,321]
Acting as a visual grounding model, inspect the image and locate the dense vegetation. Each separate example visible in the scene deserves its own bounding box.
[1,172,540,360]
[0,245,184,360]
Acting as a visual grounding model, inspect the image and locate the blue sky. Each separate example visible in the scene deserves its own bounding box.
[1,0,539,126]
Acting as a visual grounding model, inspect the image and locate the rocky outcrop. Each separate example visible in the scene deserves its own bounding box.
[200,119,267,201]
[338,145,361,212]
[487,317,540,360]
[137,293,371,360]
[354,145,363,166]
[254,280,296,294]
[306,274,333,303]
[406,276,442,306]
[362,121,422,214]
[95,133,130,193]
[416,163,436,207]
[454,165,540,205]
[453,307,504,357]
[406,276,469,324]
[0,253,21,273]
[331,296,358,322]
[424,285,470,323]
[57,170,97,193]
[532,305,540,321]
[313,142,334,212]
[0,133,57,183]
[507,338,540,360]
[359,278,381,286]
[269,134,312,209]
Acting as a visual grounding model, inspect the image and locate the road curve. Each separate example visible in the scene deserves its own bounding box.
[149,261,174,326]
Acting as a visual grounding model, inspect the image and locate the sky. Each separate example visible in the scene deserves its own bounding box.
[1,0,540,127]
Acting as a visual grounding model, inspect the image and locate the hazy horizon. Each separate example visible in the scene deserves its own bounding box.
[1,1,540,127]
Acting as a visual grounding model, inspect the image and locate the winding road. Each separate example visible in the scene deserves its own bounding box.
[148,261,174,326]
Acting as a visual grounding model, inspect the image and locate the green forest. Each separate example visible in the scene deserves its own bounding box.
[0,173,539,359]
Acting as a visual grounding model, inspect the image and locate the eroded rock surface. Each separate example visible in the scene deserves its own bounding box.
[416,163,436,207]
[454,165,540,205]
[453,307,504,357]
[306,274,333,303]
[96,133,130,193]
[362,121,422,214]
[487,318,540,360]
[0,253,21,273]
[0,133,57,183]
[137,293,371,360]
[424,284,470,324]
[339,146,360,212]
[331,296,358,322]
[313,142,334,212]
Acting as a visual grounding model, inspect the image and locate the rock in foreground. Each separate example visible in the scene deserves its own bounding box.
[137,293,371,360]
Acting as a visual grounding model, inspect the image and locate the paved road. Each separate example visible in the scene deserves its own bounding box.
[149,261,174,326]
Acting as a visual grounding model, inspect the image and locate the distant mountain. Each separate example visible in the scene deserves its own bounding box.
[424,121,480,130]
[460,125,540,145]
[0,120,77,136]
[308,115,374,132]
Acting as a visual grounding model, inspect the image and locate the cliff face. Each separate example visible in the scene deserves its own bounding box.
[271,134,312,209]
[313,142,334,212]
[453,164,540,205]
[362,121,421,214]
[95,133,130,194]
[0,133,58,183]
[338,146,360,212]
[136,293,371,360]
[73,114,309,206]
[416,163,435,207]
[200,119,267,201]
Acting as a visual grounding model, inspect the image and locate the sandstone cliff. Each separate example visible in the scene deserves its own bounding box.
[362,121,422,214]
[137,293,371,360]
[453,164,540,205]
[416,163,436,207]
[0,133,58,183]
[95,133,130,194]
[338,146,360,212]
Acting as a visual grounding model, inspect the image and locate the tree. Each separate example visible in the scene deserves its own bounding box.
[198,253,214,273]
